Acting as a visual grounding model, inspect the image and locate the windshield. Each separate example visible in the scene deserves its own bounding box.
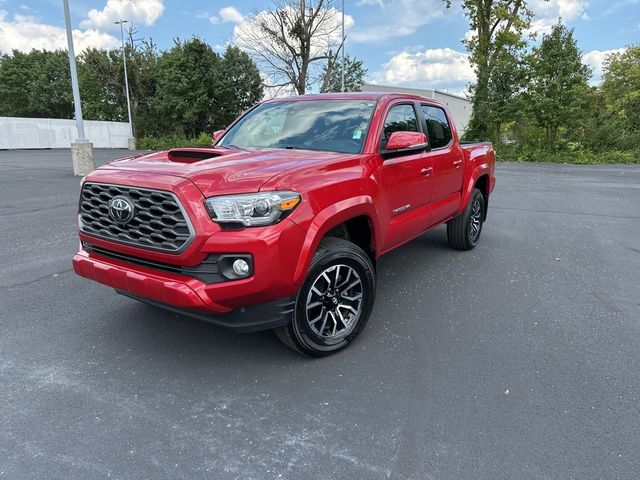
[218,99,377,154]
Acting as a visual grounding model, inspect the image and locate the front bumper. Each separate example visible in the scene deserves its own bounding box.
[117,291,294,333]
[73,250,295,332]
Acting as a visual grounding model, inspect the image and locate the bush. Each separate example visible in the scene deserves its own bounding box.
[496,144,640,164]
[137,132,212,150]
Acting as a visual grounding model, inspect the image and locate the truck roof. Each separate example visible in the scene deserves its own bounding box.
[264,91,447,107]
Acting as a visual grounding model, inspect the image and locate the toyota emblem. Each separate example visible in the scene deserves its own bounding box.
[108,196,135,224]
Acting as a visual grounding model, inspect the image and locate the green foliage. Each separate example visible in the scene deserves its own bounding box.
[600,46,640,135]
[155,38,221,137]
[525,21,591,144]
[0,50,72,118]
[214,46,263,128]
[321,55,368,93]
[479,46,527,143]
[496,144,640,164]
[447,0,532,139]
[137,132,212,150]
[454,0,639,165]
[78,48,127,122]
[0,37,263,140]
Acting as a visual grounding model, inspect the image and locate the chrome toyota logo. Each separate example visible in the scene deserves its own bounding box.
[108,196,135,224]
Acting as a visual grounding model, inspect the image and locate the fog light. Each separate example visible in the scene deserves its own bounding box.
[232,259,250,277]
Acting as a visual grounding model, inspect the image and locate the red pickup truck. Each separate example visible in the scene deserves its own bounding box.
[73,92,495,355]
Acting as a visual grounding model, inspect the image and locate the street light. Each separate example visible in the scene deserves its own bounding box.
[63,0,94,175]
[114,19,135,150]
[341,0,345,92]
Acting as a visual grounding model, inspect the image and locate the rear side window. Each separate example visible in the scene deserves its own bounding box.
[421,105,452,149]
[383,104,419,140]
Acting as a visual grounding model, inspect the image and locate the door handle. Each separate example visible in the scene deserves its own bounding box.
[453,159,463,168]
[420,167,433,176]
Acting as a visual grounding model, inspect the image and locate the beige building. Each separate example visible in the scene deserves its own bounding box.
[362,83,472,134]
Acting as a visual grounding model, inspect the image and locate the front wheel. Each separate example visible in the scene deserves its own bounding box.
[447,188,485,251]
[275,238,376,356]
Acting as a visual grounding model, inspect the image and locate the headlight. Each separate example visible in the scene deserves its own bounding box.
[204,191,301,227]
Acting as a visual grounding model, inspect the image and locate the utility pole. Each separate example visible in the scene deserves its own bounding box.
[341,0,345,92]
[63,0,94,175]
[115,19,136,150]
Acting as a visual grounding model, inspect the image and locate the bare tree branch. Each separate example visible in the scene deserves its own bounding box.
[235,0,343,95]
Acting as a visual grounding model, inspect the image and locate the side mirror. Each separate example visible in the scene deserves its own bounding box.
[385,131,428,152]
[211,129,225,145]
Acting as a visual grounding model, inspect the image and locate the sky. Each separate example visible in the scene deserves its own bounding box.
[0,0,638,96]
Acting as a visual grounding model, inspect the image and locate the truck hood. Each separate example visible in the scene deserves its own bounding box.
[100,147,352,197]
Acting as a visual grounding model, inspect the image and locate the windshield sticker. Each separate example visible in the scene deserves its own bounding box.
[352,129,363,140]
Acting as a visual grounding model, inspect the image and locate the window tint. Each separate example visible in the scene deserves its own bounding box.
[421,105,452,149]
[383,104,419,140]
[219,100,376,154]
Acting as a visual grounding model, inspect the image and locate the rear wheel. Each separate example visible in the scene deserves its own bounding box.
[275,238,376,356]
[447,188,485,251]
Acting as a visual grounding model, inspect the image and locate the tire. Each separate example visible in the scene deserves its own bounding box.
[274,237,376,356]
[447,188,485,251]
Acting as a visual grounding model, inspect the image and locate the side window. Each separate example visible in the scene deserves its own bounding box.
[382,104,419,141]
[421,105,452,149]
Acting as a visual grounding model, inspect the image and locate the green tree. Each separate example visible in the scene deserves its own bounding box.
[215,46,263,128]
[444,0,531,139]
[155,38,221,136]
[480,46,527,142]
[526,21,591,145]
[129,40,161,136]
[600,45,640,137]
[78,48,125,122]
[0,50,72,119]
[320,54,367,93]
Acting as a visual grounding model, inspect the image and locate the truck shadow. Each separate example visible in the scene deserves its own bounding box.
[96,226,468,366]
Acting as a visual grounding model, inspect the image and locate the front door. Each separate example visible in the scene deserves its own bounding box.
[378,103,433,253]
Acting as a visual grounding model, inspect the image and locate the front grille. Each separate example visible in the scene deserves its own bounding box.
[79,183,194,253]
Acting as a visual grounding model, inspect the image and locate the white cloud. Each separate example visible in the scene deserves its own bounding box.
[375,48,475,90]
[201,6,244,25]
[0,10,119,53]
[527,0,589,35]
[219,6,243,24]
[582,48,626,83]
[350,0,447,43]
[81,0,164,30]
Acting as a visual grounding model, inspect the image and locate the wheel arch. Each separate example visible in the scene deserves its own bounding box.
[461,165,492,219]
[292,197,380,285]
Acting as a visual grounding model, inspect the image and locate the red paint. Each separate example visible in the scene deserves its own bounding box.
[73,93,496,317]
[385,131,427,150]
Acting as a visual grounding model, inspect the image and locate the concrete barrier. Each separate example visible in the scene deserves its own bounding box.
[0,117,130,149]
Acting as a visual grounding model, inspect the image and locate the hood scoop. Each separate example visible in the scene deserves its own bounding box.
[167,148,226,163]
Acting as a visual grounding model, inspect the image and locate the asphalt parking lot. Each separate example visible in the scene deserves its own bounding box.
[1,149,639,479]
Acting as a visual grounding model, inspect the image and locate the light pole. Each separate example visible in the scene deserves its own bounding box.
[341,0,345,92]
[63,0,94,175]
[115,19,136,150]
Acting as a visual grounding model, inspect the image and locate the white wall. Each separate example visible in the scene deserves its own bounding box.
[0,117,131,149]
[361,84,472,134]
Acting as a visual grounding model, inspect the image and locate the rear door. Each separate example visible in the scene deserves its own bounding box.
[419,104,464,225]
[377,102,433,252]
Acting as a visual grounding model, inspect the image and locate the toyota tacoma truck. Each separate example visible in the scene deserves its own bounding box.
[73,92,495,356]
